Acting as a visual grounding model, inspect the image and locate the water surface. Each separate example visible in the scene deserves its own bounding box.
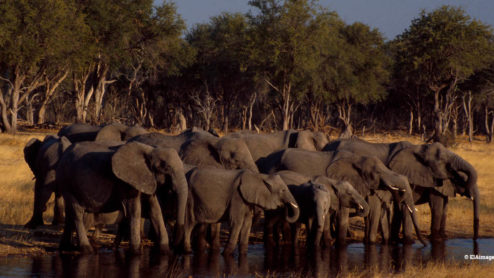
[1,239,493,277]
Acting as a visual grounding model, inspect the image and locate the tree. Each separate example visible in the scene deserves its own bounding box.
[0,0,84,132]
[186,13,256,133]
[248,0,330,130]
[393,6,494,141]
[315,22,389,137]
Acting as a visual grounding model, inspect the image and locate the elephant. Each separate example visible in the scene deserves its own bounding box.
[57,123,101,142]
[326,138,479,242]
[227,130,329,170]
[94,123,148,142]
[264,170,370,248]
[262,148,426,245]
[128,127,217,152]
[56,141,188,254]
[23,135,71,228]
[183,168,300,255]
[58,123,148,143]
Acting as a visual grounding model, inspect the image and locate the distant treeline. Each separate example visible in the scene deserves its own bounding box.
[1,0,494,142]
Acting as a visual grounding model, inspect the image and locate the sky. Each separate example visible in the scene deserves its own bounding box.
[155,0,494,40]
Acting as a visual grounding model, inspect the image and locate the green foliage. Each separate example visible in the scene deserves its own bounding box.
[393,5,494,91]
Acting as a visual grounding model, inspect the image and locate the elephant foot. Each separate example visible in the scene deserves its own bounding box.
[183,245,193,254]
[24,218,44,229]
[222,245,235,256]
[129,245,143,255]
[440,231,448,240]
[381,238,389,245]
[429,233,444,243]
[402,237,416,245]
[80,244,94,254]
[157,244,170,255]
[211,242,221,251]
[239,244,248,255]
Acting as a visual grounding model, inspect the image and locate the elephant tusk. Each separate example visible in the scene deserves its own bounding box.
[471,197,474,201]
[406,204,413,214]
[415,207,418,212]
[389,185,399,190]
[359,204,364,210]
[289,202,299,209]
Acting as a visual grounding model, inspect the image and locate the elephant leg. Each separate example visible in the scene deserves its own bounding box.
[127,195,142,254]
[238,212,253,255]
[194,224,209,250]
[148,194,170,254]
[429,192,445,242]
[390,202,403,244]
[70,200,92,254]
[263,214,277,246]
[60,197,75,251]
[365,196,380,244]
[336,207,350,245]
[313,219,325,249]
[183,222,195,254]
[224,205,248,255]
[440,198,448,239]
[380,206,390,244]
[292,222,301,247]
[52,191,64,226]
[223,222,242,256]
[322,214,332,248]
[210,223,222,251]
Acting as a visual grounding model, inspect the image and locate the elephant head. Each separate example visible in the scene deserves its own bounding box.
[312,176,369,217]
[326,154,426,245]
[180,137,259,173]
[95,123,148,142]
[295,130,329,151]
[310,183,332,233]
[238,171,300,223]
[24,135,71,228]
[388,142,479,239]
[111,142,188,244]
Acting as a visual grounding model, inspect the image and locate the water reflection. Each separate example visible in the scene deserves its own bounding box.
[1,239,492,277]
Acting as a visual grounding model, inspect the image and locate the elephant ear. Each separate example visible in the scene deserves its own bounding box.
[326,158,370,196]
[95,123,127,142]
[238,171,278,210]
[60,136,71,152]
[112,142,157,195]
[24,138,42,173]
[388,148,434,187]
[180,140,222,168]
[295,130,317,151]
[434,179,456,197]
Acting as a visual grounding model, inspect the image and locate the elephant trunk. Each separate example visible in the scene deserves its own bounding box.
[25,180,51,228]
[172,173,188,246]
[473,186,480,240]
[406,203,427,246]
[450,154,479,239]
[284,201,300,224]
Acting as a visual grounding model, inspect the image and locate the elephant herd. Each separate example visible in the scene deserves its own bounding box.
[23,123,479,256]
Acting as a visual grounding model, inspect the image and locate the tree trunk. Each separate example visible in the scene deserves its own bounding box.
[247,93,256,131]
[409,109,414,135]
[37,70,68,125]
[73,69,93,123]
[462,92,473,143]
[93,62,111,124]
[0,90,12,133]
[337,100,353,138]
[485,105,493,143]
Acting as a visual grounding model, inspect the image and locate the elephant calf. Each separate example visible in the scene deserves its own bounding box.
[184,168,300,255]
[265,171,369,248]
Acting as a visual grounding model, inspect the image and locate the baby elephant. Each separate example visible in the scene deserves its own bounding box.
[265,170,369,248]
[184,168,300,255]
[264,179,331,249]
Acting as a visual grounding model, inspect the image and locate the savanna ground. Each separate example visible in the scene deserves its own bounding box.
[1,128,494,276]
